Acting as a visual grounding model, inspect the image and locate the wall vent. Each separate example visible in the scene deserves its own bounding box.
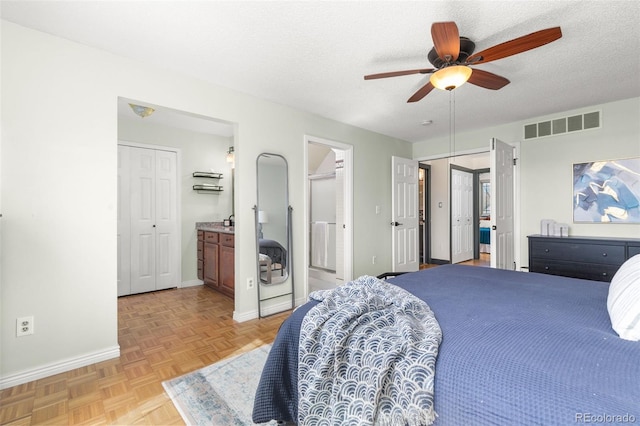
[523,110,601,140]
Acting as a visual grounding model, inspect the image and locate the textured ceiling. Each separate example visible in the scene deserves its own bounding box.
[2,1,639,142]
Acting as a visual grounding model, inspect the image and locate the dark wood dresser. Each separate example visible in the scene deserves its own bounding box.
[528,235,640,282]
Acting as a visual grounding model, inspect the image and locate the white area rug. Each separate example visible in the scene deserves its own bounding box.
[163,345,276,425]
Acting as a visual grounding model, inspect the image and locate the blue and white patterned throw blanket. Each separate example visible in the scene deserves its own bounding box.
[298,275,442,426]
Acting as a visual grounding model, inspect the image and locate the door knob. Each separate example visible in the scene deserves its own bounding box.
[390,221,403,226]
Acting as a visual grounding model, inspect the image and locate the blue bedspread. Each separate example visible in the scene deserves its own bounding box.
[253,265,640,425]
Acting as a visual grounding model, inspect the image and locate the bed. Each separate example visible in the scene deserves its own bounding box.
[252,264,640,425]
[479,220,491,253]
[259,238,287,270]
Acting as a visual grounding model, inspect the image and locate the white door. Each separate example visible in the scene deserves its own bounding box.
[154,149,179,290]
[451,168,474,264]
[120,145,180,295]
[130,147,157,294]
[490,138,515,270]
[391,156,419,272]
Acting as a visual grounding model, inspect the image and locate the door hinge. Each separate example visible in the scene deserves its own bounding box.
[513,158,518,166]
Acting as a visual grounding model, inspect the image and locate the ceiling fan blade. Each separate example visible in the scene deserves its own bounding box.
[364,68,434,80]
[431,21,460,62]
[468,27,562,64]
[407,82,435,103]
[467,68,510,90]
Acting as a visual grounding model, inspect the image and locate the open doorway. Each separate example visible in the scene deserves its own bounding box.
[117,97,236,302]
[419,152,491,268]
[305,136,353,295]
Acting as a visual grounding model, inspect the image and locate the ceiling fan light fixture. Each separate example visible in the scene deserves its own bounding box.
[430,65,472,91]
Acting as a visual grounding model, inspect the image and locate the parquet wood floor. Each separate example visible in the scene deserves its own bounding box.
[0,286,290,425]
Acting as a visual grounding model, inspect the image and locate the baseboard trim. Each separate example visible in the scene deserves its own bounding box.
[181,279,203,288]
[233,297,303,323]
[0,346,120,390]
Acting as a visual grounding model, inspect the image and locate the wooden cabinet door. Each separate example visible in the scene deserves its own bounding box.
[203,242,219,289]
[197,233,204,280]
[219,244,235,297]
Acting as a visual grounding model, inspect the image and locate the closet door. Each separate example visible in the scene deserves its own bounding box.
[154,149,179,290]
[451,168,474,264]
[122,145,179,295]
[130,147,157,294]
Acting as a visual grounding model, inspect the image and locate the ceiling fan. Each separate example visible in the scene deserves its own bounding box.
[364,22,562,102]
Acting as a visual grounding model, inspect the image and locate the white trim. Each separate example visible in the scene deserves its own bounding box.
[513,141,522,270]
[118,140,180,153]
[304,135,354,302]
[415,146,488,162]
[232,296,306,322]
[0,346,120,390]
[181,279,204,288]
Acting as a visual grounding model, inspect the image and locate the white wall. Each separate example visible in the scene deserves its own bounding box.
[414,97,640,265]
[0,21,411,386]
[118,117,234,285]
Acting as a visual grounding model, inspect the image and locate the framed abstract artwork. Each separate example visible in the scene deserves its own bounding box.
[573,157,640,223]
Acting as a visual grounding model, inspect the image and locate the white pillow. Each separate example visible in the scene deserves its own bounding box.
[607,254,640,341]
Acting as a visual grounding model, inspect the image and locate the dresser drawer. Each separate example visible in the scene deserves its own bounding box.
[629,245,640,258]
[529,240,625,265]
[204,231,219,243]
[530,259,619,282]
[220,233,235,247]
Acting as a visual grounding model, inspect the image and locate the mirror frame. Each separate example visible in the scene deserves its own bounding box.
[254,153,294,318]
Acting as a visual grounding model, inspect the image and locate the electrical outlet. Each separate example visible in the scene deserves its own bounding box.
[247,277,255,290]
[16,316,34,337]
[372,255,376,264]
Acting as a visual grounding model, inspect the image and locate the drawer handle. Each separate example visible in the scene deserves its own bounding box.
[544,266,549,270]
[544,249,549,253]
[602,272,608,276]
[602,253,607,257]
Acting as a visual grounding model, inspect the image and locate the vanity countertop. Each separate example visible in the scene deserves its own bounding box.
[196,222,234,234]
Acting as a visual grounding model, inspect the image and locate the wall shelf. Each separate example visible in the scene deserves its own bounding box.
[193,171,223,179]
[193,184,223,192]
[193,171,223,192]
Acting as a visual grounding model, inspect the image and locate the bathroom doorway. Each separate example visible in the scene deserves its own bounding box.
[305,136,353,295]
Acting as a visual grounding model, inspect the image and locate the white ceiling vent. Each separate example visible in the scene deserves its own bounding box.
[524,111,601,140]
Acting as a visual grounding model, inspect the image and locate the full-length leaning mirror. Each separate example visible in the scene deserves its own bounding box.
[255,153,294,317]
